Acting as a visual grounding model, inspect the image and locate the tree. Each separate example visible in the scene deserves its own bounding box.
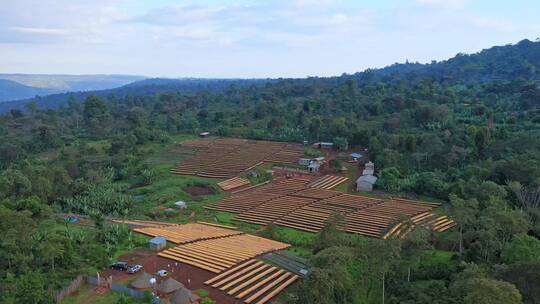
[502,234,540,264]
[296,247,356,304]
[508,181,540,233]
[448,195,479,256]
[501,263,540,304]
[333,137,349,150]
[313,212,345,254]
[463,278,522,304]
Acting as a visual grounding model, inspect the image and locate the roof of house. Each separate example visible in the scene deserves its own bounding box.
[158,278,184,294]
[308,162,320,168]
[149,236,167,245]
[350,153,362,158]
[356,175,378,184]
[130,272,155,289]
[171,287,201,304]
[362,168,374,175]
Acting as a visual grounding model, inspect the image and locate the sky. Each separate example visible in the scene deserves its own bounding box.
[0,0,539,78]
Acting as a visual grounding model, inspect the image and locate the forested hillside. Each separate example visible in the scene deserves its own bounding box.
[1,39,539,303]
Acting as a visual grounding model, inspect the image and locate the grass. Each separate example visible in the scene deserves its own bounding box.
[334,162,358,193]
[420,249,456,267]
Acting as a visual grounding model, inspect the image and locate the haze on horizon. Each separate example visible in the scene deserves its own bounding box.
[1,0,539,79]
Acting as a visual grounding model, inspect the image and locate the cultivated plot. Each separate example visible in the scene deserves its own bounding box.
[171,138,304,178]
[206,178,456,238]
[204,259,299,304]
[158,234,290,273]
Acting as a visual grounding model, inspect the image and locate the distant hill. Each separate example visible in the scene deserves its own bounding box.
[368,39,540,83]
[0,79,59,103]
[0,74,146,91]
[0,74,145,102]
[0,78,273,112]
[1,39,538,113]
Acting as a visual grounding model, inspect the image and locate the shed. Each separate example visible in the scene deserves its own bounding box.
[298,158,312,166]
[350,153,362,160]
[199,132,210,138]
[174,201,187,209]
[171,287,201,304]
[313,142,334,149]
[149,236,167,251]
[308,162,320,172]
[158,278,184,294]
[130,272,155,289]
[314,156,326,162]
[362,161,375,176]
[356,175,378,192]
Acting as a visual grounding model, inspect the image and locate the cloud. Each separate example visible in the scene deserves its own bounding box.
[416,0,467,10]
[0,0,538,77]
[9,26,70,35]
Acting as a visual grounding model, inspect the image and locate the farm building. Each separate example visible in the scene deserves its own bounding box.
[362,161,375,175]
[356,175,377,192]
[298,158,312,166]
[313,142,334,149]
[175,201,187,209]
[158,278,184,294]
[149,236,167,251]
[350,152,362,160]
[199,132,210,137]
[131,272,155,289]
[171,287,201,304]
[308,162,320,172]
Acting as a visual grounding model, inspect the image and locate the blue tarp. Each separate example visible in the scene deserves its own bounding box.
[351,153,362,159]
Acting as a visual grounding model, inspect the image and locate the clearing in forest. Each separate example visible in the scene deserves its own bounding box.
[170,138,304,178]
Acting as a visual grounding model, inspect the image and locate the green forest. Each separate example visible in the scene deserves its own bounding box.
[1,39,540,304]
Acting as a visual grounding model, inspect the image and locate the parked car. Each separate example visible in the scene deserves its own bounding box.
[127,264,143,274]
[156,270,168,277]
[110,261,128,271]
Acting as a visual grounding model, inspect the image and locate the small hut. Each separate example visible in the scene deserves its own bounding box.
[174,201,187,209]
[362,161,375,176]
[170,287,201,304]
[158,278,184,294]
[149,236,167,251]
[308,162,320,172]
[130,272,155,289]
[356,175,378,192]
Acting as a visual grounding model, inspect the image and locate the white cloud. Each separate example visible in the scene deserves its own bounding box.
[0,0,537,77]
[416,0,467,10]
[9,26,70,35]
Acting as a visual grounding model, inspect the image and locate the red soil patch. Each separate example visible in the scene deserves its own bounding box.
[100,249,237,304]
[184,185,215,196]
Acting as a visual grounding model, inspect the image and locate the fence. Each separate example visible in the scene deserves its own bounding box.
[87,276,158,302]
[52,275,85,303]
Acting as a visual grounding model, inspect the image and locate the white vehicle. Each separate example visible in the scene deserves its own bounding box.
[156,270,168,277]
[127,264,143,274]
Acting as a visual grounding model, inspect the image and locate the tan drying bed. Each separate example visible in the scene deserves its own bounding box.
[158,234,290,273]
[307,175,349,190]
[207,178,456,239]
[217,176,251,191]
[204,259,299,304]
[133,223,243,244]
